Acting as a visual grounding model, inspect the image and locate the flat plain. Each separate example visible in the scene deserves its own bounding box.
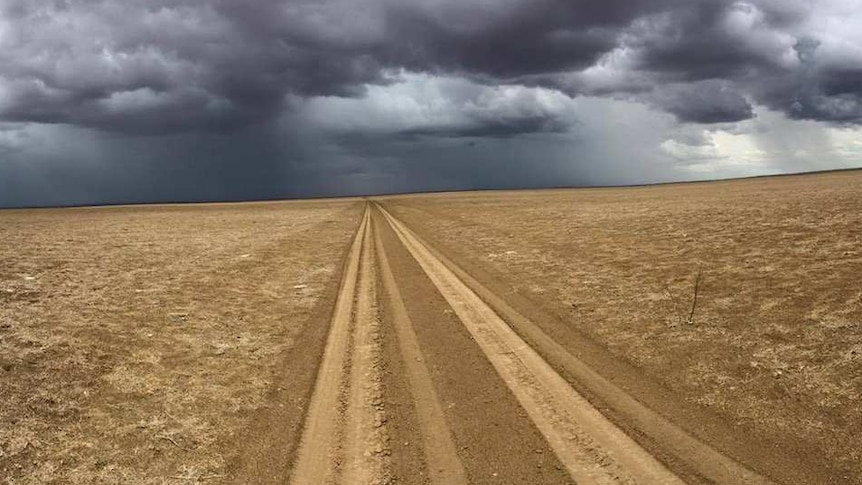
[0,200,363,483]
[384,170,862,483]
[1,170,860,484]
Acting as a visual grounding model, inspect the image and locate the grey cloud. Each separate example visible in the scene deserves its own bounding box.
[375,0,860,127]
[0,0,388,133]
[391,83,577,138]
[648,80,755,123]
[818,67,862,98]
[396,115,570,139]
[380,0,673,79]
[602,1,862,125]
[0,123,28,152]
[782,39,862,123]
[667,127,714,147]
[2,0,862,139]
[626,1,797,82]
[1,0,649,134]
[299,74,578,139]
[736,37,862,124]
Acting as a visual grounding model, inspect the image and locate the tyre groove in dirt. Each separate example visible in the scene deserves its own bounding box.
[379,203,782,484]
[381,201,833,485]
[290,206,390,484]
[286,201,779,484]
[378,203,774,485]
[342,214,390,482]
[372,211,468,485]
[374,207,574,484]
[227,202,366,484]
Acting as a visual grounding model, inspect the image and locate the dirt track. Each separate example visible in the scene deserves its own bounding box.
[272,202,781,484]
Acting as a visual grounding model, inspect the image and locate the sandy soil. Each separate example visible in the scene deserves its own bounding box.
[3,170,860,484]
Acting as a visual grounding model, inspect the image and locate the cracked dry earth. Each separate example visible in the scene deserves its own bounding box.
[3,171,860,484]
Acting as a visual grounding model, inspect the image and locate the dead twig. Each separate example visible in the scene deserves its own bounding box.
[665,270,704,326]
[687,271,702,325]
[170,474,225,481]
[158,435,190,451]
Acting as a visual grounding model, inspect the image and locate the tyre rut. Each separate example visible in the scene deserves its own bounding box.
[376,202,774,485]
[372,212,468,485]
[290,205,472,485]
[290,207,391,484]
[289,201,772,485]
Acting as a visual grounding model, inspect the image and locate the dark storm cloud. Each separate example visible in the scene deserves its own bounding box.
[1,0,862,137]
[627,2,790,82]
[380,0,675,79]
[1,0,659,134]
[377,0,862,126]
[647,80,755,123]
[0,0,389,133]
[618,1,862,124]
[776,39,862,124]
[396,115,570,139]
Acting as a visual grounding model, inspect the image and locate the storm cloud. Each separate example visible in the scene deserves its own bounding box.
[3,0,862,132]
[1,0,861,206]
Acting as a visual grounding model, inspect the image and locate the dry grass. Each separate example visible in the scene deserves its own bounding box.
[0,200,362,484]
[385,171,862,478]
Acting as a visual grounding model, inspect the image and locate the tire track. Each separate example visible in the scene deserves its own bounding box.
[342,212,389,483]
[292,201,767,484]
[290,206,390,484]
[378,203,776,485]
[374,207,574,483]
[372,210,468,485]
[378,203,690,484]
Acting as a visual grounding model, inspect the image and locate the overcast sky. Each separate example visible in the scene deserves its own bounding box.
[1,0,861,207]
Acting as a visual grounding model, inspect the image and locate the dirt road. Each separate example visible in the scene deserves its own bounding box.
[261,202,783,484]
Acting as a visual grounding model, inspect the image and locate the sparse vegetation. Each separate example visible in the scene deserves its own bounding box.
[0,201,362,484]
[665,270,703,326]
[385,170,862,480]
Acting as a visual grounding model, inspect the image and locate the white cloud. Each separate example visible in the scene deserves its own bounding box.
[723,2,799,69]
[299,71,578,136]
[684,106,862,174]
[0,123,28,152]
